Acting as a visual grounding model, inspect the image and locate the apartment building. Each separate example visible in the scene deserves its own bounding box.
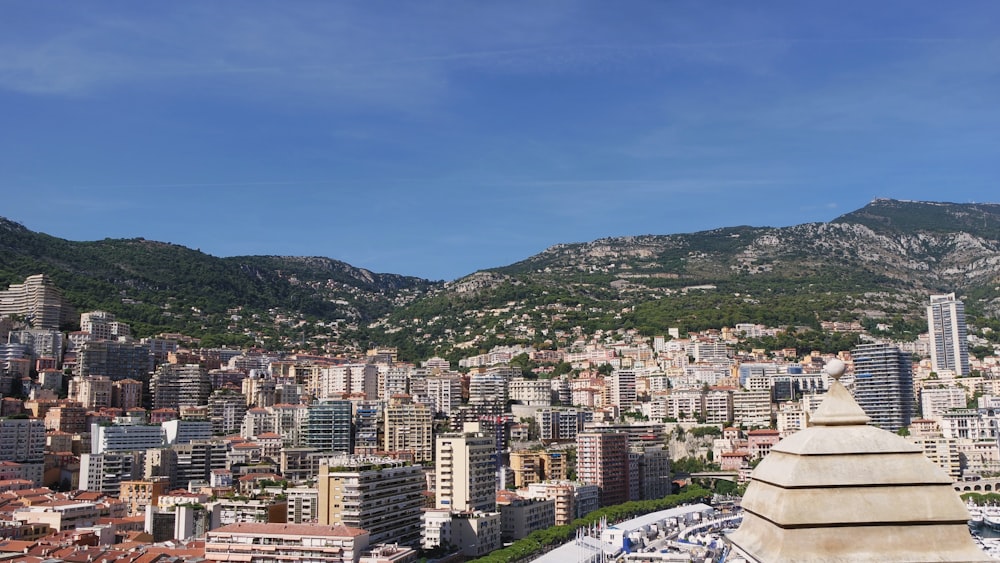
[509,377,552,407]
[424,375,462,415]
[74,339,152,381]
[119,477,170,516]
[496,492,555,541]
[436,430,497,512]
[522,481,600,526]
[0,417,45,485]
[80,451,144,495]
[285,487,319,524]
[68,375,113,409]
[151,363,211,409]
[576,431,629,507]
[0,274,74,330]
[204,522,370,563]
[91,423,165,454]
[306,399,353,453]
[384,394,434,463]
[317,455,426,547]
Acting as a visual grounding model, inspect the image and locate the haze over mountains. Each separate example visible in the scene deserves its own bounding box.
[3,198,1000,360]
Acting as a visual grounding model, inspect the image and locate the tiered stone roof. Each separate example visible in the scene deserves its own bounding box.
[729,359,989,562]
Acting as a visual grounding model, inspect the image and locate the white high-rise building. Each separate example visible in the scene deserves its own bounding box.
[318,363,378,399]
[927,293,970,376]
[608,370,637,410]
[920,385,968,422]
[0,274,75,330]
[91,423,165,454]
[436,428,497,512]
[424,375,463,415]
[80,311,131,341]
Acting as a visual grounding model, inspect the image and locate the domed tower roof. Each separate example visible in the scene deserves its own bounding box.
[728,359,989,562]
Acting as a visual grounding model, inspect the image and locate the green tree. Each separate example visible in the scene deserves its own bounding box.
[508,353,537,377]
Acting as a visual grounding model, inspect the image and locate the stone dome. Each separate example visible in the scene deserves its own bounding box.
[728,359,989,562]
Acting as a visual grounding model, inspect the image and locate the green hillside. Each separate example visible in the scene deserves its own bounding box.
[3,199,1000,361]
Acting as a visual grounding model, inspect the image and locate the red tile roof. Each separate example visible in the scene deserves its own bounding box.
[210,522,367,537]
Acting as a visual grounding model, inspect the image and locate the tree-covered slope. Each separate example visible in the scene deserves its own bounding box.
[0,218,436,341]
[4,199,1000,361]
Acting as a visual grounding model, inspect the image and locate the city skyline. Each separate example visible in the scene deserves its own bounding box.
[5,297,1000,558]
[3,3,1000,280]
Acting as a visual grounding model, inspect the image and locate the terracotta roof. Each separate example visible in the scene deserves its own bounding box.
[0,539,36,552]
[210,522,367,537]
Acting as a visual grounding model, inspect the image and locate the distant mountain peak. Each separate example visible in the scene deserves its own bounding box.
[833,198,1000,239]
[0,217,30,234]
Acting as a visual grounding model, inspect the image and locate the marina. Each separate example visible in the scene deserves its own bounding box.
[968,507,1000,559]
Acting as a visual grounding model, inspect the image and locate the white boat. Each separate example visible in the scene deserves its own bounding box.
[981,506,1000,532]
[968,504,984,527]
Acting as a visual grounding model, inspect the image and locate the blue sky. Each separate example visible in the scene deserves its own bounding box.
[2,2,999,281]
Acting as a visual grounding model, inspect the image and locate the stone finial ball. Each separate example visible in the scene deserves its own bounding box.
[825,358,846,379]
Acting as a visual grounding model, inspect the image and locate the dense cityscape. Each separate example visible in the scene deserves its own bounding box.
[0,270,998,561]
[5,1,1000,560]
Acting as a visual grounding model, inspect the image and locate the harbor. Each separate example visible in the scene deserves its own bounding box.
[967,504,1000,559]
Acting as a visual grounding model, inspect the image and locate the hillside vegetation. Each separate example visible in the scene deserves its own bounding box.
[0,218,435,348]
[3,199,1000,359]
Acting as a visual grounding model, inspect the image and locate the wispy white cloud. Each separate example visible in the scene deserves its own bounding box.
[0,4,911,109]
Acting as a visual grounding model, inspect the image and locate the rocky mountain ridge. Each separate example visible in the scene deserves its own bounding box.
[371,199,1000,359]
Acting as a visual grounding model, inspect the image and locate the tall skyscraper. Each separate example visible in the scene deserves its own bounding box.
[927,293,970,376]
[435,429,497,512]
[851,342,915,432]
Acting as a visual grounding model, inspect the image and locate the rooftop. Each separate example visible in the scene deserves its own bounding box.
[209,522,368,538]
[728,359,989,562]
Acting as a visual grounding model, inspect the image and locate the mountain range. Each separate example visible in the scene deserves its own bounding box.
[2,199,999,359]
